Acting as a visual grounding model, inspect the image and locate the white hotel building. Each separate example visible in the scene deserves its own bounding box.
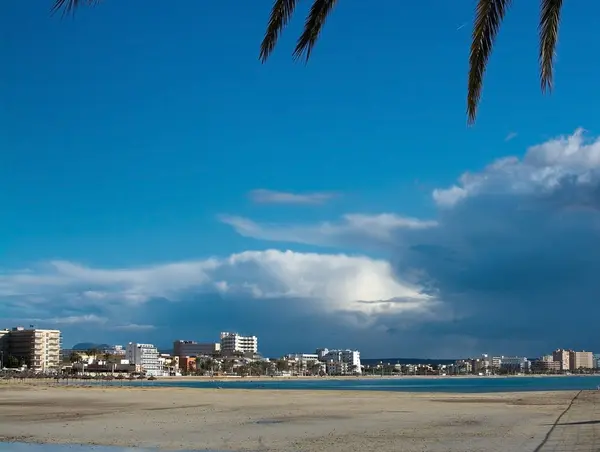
[317,348,362,375]
[126,342,161,376]
[220,332,258,355]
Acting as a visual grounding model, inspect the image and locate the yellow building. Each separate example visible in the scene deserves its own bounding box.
[569,351,594,370]
[5,327,62,372]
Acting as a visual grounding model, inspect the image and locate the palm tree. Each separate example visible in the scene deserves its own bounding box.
[50,1,564,124]
[68,351,81,364]
[466,0,563,123]
[258,0,565,124]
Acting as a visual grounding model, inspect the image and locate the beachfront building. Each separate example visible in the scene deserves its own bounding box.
[102,345,126,356]
[552,349,570,371]
[1,326,61,372]
[498,356,531,373]
[326,361,348,376]
[220,332,258,355]
[568,351,594,370]
[594,354,600,369]
[0,329,9,367]
[285,353,321,374]
[126,342,161,376]
[318,349,362,375]
[532,355,561,373]
[173,340,221,358]
[491,356,502,370]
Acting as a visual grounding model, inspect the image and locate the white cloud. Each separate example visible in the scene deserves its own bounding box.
[433,128,600,207]
[248,189,338,205]
[216,129,600,355]
[4,129,600,356]
[505,131,518,142]
[220,213,437,247]
[0,250,433,324]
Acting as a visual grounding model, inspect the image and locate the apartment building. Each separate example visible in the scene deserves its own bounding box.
[491,356,502,369]
[319,348,362,374]
[594,354,600,369]
[552,349,570,371]
[2,327,62,372]
[569,351,594,370]
[532,359,561,373]
[173,340,221,358]
[499,356,531,373]
[126,342,161,376]
[219,332,258,355]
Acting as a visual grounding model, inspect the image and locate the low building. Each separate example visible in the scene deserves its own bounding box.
[326,361,348,376]
[173,340,221,358]
[532,359,561,373]
[499,356,530,373]
[179,356,197,373]
[126,342,160,376]
[285,353,321,374]
[72,359,135,374]
[102,345,126,356]
[220,332,258,355]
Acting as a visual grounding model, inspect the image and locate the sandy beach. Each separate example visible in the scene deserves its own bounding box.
[0,384,594,451]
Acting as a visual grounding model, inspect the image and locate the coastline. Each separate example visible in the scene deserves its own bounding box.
[156,373,600,381]
[0,384,584,451]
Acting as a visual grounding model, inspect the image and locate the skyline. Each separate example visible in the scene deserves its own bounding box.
[2,2,600,357]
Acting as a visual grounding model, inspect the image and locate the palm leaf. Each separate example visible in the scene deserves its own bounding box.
[260,0,300,63]
[467,0,512,124]
[539,0,563,93]
[293,0,338,62]
[51,0,100,16]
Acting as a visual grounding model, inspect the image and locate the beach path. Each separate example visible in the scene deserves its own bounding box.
[537,390,600,452]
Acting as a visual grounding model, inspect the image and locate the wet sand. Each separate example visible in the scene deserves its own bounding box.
[0,384,586,451]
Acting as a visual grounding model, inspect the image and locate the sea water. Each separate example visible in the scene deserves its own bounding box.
[63,375,600,392]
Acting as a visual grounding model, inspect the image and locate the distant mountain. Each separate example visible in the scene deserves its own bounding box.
[71,342,111,351]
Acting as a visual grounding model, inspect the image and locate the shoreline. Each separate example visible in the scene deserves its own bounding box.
[158,373,600,381]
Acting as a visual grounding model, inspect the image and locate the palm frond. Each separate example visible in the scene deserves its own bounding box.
[51,0,100,16]
[260,0,299,63]
[467,0,512,124]
[539,0,563,93]
[293,0,338,62]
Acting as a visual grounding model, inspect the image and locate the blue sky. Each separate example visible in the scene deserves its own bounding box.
[2,1,600,357]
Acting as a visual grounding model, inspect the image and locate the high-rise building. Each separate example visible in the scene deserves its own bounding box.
[593,354,600,369]
[126,343,160,376]
[219,332,258,355]
[2,327,62,372]
[552,349,570,371]
[569,351,594,370]
[173,340,221,358]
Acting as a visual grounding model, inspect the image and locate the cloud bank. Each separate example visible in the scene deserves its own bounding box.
[3,129,600,357]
